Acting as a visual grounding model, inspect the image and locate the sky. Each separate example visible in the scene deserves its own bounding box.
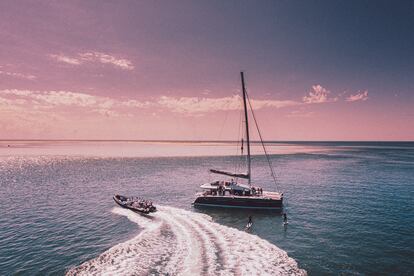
[0,0,413,141]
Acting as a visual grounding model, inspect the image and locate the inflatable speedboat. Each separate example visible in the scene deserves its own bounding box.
[113,194,157,214]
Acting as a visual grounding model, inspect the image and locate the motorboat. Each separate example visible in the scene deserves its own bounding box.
[113,194,157,214]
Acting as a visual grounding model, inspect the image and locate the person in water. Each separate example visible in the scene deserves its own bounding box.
[283,213,288,224]
[248,215,253,225]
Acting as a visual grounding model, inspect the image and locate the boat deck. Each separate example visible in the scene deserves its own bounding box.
[197,192,283,201]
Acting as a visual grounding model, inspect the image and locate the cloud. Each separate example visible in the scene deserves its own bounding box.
[303,85,337,104]
[286,109,315,118]
[1,89,98,107]
[0,89,149,117]
[0,69,36,80]
[346,91,368,102]
[79,52,134,70]
[49,54,81,65]
[49,52,134,70]
[252,98,300,109]
[157,95,241,113]
[122,99,150,108]
[1,90,303,118]
[1,84,367,120]
[157,95,300,114]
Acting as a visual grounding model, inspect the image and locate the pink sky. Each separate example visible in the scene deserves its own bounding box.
[0,1,413,141]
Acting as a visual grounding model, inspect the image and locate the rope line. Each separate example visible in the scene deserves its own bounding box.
[245,89,279,192]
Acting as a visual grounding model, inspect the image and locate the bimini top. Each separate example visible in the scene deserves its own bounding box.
[200,180,251,191]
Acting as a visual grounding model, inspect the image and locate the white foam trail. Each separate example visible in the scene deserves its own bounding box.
[66,206,307,276]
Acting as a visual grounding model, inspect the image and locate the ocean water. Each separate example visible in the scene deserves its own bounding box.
[0,141,413,275]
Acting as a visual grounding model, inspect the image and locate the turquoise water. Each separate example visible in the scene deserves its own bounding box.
[0,141,413,275]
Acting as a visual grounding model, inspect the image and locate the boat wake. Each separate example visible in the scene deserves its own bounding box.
[66,206,306,276]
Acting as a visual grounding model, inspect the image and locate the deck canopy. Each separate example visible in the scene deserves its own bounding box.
[210,169,249,179]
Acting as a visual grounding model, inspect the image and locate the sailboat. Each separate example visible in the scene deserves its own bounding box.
[193,72,283,209]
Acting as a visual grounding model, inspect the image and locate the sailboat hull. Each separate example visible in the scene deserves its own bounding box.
[193,195,283,209]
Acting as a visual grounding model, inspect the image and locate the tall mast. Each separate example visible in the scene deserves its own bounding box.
[240,71,251,185]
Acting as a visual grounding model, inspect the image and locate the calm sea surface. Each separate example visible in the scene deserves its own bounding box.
[0,141,413,275]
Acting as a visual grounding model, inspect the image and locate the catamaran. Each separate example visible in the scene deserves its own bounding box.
[193,72,283,209]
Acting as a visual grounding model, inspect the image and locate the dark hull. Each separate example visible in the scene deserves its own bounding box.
[113,195,156,214]
[193,195,283,209]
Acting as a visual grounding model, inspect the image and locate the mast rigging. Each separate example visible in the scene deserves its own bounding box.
[240,71,251,186]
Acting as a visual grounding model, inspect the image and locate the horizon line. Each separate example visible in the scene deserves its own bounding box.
[0,139,413,143]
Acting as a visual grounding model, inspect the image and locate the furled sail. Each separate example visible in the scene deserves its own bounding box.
[209,169,249,179]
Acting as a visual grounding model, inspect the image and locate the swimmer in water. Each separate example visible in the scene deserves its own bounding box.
[245,215,253,231]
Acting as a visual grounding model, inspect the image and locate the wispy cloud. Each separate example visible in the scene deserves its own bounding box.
[252,98,300,109]
[1,84,368,120]
[157,95,300,114]
[303,85,337,104]
[0,89,148,117]
[49,52,134,70]
[0,69,36,80]
[49,54,82,65]
[286,109,315,118]
[2,89,101,107]
[346,91,369,102]
[79,52,134,70]
[157,95,241,113]
[156,83,354,115]
[1,90,302,118]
